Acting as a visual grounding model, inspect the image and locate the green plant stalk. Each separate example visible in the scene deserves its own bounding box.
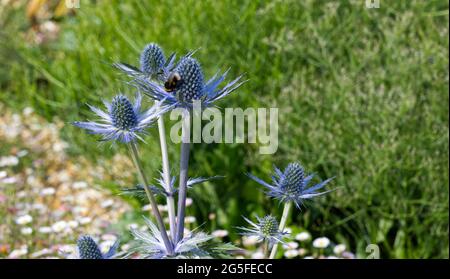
[128,141,174,255]
[174,113,191,243]
[157,116,177,241]
[263,239,270,259]
[269,201,292,259]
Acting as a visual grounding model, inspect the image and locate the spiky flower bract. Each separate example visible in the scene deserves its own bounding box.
[114,43,195,82]
[239,215,288,245]
[73,93,167,143]
[247,162,335,208]
[77,235,118,259]
[126,217,235,259]
[131,56,245,109]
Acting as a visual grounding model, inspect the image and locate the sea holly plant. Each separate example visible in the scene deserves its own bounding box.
[73,42,335,259]
[245,162,335,258]
[73,43,244,258]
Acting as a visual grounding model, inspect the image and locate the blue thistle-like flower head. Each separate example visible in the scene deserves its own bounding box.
[111,95,138,130]
[173,57,204,102]
[77,235,118,259]
[140,43,166,77]
[73,93,167,143]
[239,215,288,245]
[114,43,193,83]
[247,162,335,208]
[131,55,246,109]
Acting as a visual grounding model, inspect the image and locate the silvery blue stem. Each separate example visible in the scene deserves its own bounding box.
[157,116,177,241]
[128,142,174,255]
[175,113,191,243]
[269,201,292,259]
[174,141,190,243]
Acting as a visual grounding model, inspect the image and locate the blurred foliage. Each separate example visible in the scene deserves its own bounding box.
[0,0,448,258]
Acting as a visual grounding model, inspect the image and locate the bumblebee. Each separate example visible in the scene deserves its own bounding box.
[164,72,182,92]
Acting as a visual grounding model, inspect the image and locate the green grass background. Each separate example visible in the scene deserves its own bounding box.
[1,0,448,258]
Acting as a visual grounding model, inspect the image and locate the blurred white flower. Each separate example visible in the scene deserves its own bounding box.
[0,170,7,179]
[242,235,260,247]
[51,221,67,233]
[17,150,29,157]
[72,206,88,215]
[16,214,33,225]
[295,232,311,242]
[185,216,196,224]
[8,245,28,258]
[212,229,229,238]
[16,190,27,198]
[100,240,116,254]
[304,256,315,259]
[78,217,92,225]
[2,176,17,184]
[38,226,52,234]
[21,227,33,235]
[30,248,52,258]
[313,237,330,249]
[251,251,265,259]
[283,241,299,250]
[284,249,299,258]
[185,197,193,207]
[31,203,47,213]
[208,213,216,220]
[40,187,56,196]
[58,244,77,256]
[158,205,168,212]
[284,227,292,234]
[327,256,340,259]
[73,181,88,189]
[23,107,34,116]
[342,251,356,259]
[333,244,346,255]
[235,255,245,259]
[128,223,139,230]
[141,204,152,211]
[101,199,114,208]
[67,220,79,229]
[0,155,19,167]
[298,248,307,256]
[101,234,118,241]
[121,244,131,252]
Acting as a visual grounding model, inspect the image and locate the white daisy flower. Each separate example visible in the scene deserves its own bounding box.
[51,221,68,233]
[295,231,311,242]
[20,227,33,235]
[333,244,346,255]
[212,229,229,238]
[284,249,299,258]
[312,237,330,249]
[40,187,56,196]
[15,214,33,225]
[38,226,52,234]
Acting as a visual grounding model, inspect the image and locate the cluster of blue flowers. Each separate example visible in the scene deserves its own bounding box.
[74,43,334,259]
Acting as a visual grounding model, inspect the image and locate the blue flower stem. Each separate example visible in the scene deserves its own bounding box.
[269,201,292,259]
[174,113,191,243]
[128,141,174,255]
[157,116,177,241]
